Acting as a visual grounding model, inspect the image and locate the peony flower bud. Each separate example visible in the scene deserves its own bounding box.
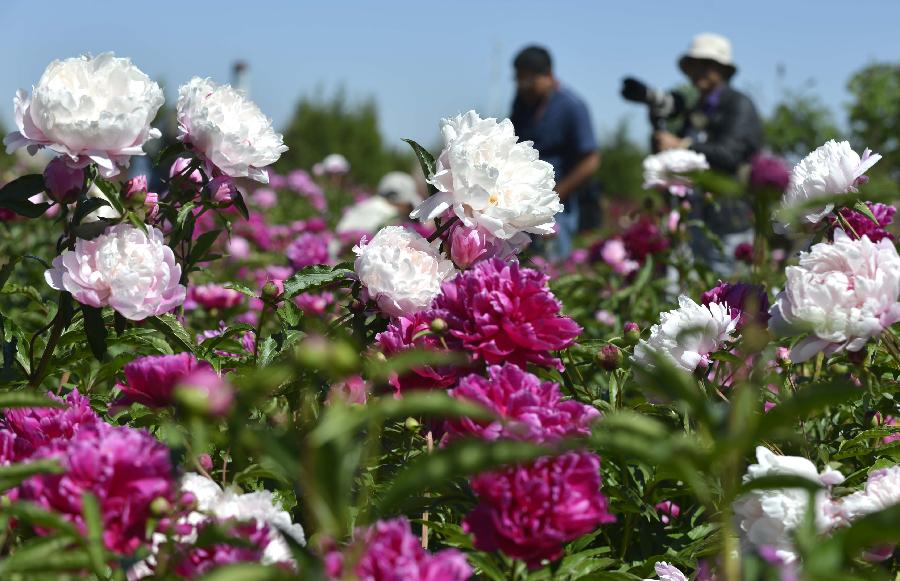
[124,174,148,198]
[150,497,172,516]
[261,280,282,303]
[430,318,447,333]
[144,191,159,221]
[450,224,492,268]
[404,417,420,431]
[43,157,84,204]
[169,156,203,183]
[198,453,213,472]
[596,344,623,371]
[209,175,238,207]
[623,322,641,345]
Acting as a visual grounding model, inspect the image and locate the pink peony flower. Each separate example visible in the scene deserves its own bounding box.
[170,519,273,579]
[188,284,244,310]
[43,157,84,204]
[446,364,599,443]
[327,375,369,405]
[44,223,186,321]
[250,187,278,209]
[448,223,527,269]
[124,174,148,198]
[620,217,669,263]
[464,452,614,567]
[294,291,334,316]
[750,153,791,192]
[209,175,238,206]
[599,239,639,276]
[655,501,681,525]
[828,202,896,243]
[701,281,770,329]
[115,353,212,408]
[287,232,333,269]
[175,369,234,417]
[226,236,251,259]
[377,311,466,393]
[430,259,581,371]
[169,156,203,184]
[0,390,99,464]
[325,517,471,581]
[20,423,174,554]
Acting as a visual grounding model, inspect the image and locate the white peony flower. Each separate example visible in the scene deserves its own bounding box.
[633,295,738,372]
[353,226,455,317]
[780,140,881,227]
[732,446,844,564]
[643,562,688,581]
[410,110,561,240]
[176,77,287,183]
[769,230,900,363]
[642,149,709,196]
[835,465,900,525]
[336,196,399,234]
[313,153,350,176]
[4,53,163,177]
[44,223,185,321]
[181,472,306,565]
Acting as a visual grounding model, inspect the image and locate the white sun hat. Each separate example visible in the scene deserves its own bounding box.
[678,33,737,78]
[377,171,422,207]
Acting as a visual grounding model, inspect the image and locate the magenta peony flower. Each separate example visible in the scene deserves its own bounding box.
[171,519,274,579]
[286,232,333,269]
[734,241,754,264]
[20,423,174,554]
[0,390,99,464]
[464,451,614,567]
[430,259,581,371]
[188,284,244,310]
[701,281,770,329]
[829,202,896,243]
[377,311,465,392]
[115,353,212,408]
[43,157,84,204]
[749,153,791,192]
[327,375,369,405]
[620,217,669,263]
[325,517,471,581]
[655,500,681,525]
[43,223,186,321]
[294,291,334,316]
[446,364,598,443]
[448,223,527,269]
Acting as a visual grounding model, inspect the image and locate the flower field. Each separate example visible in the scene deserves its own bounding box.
[2,53,900,580]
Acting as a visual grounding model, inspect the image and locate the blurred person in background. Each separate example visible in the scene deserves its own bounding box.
[510,45,601,262]
[654,33,763,275]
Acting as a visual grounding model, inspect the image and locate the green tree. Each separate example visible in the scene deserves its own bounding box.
[847,63,900,194]
[596,120,647,199]
[764,90,839,160]
[276,89,411,187]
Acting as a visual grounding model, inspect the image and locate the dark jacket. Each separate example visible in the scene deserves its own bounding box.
[679,85,763,234]
[679,85,763,174]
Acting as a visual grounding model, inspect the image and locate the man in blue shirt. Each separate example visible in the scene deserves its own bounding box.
[510,46,600,261]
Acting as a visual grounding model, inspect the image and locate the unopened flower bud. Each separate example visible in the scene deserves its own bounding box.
[198,453,213,472]
[150,497,172,516]
[623,322,641,346]
[596,344,623,371]
[43,157,84,204]
[262,280,282,302]
[430,318,448,333]
[124,175,148,198]
[209,175,238,207]
[775,346,791,366]
[404,417,421,431]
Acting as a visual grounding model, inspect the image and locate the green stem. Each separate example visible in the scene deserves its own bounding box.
[29,296,69,387]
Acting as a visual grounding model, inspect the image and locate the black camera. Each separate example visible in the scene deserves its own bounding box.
[620,77,686,130]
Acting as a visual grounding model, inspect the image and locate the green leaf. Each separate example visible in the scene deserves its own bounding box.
[196,563,293,581]
[256,336,278,367]
[757,379,860,436]
[80,492,106,576]
[224,283,258,298]
[737,474,822,496]
[147,314,194,353]
[0,256,20,292]
[155,141,188,166]
[1,500,81,537]
[0,459,64,492]
[276,301,302,328]
[190,229,224,264]
[71,196,110,225]
[0,391,66,409]
[310,391,494,446]
[232,190,250,220]
[93,179,125,217]
[0,174,45,202]
[852,200,880,226]
[402,138,437,193]
[0,536,84,575]
[81,305,108,361]
[377,438,552,515]
[282,265,352,298]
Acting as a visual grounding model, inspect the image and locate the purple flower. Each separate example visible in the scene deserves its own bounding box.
[286,232,333,269]
[171,519,273,579]
[829,202,896,243]
[430,259,581,371]
[750,153,791,192]
[377,311,465,393]
[446,364,598,443]
[464,452,614,567]
[115,353,212,408]
[325,517,471,581]
[43,157,84,204]
[701,281,770,329]
[0,390,100,464]
[20,423,174,554]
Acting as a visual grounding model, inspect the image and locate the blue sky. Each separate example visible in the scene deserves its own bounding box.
[1,1,897,151]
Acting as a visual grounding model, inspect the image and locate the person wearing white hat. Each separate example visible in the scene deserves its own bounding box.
[655,32,763,275]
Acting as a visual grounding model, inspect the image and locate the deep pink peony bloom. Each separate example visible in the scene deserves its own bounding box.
[294,291,334,316]
[115,353,212,408]
[448,223,526,269]
[188,284,244,310]
[377,311,466,392]
[446,364,598,443]
[43,157,84,204]
[701,281,770,329]
[171,519,273,578]
[20,423,174,555]
[0,390,99,464]
[655,500,681,525]
[325,517,471,581]
[286,232,333,269]
[620,217,669,263]
[430,259,581,371]
[250,187,278,209]
[464,451,614,567]
[829,202,896,243]
[749,153,791,192]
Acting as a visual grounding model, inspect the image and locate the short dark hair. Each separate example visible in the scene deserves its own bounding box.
[513,46,552,75]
